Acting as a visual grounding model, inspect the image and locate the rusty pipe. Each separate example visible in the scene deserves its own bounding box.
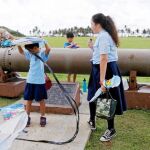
[0,47,150,76]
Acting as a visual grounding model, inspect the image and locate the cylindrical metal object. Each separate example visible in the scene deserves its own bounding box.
[0,47,150,76]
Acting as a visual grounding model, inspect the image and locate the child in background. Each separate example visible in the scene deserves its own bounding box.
[0,28,14,41]
[64,32,79,48]
[18,41,51,127]
[64,32,80,82]
[0,28,15,47]
[88,38,94,50]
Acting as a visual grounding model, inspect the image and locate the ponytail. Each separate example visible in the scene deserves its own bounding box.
[92,13,119,47]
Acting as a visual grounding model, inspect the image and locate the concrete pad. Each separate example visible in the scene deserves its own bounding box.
[79,93,90,115]
[10,93,91,150]
[0,78,25,97]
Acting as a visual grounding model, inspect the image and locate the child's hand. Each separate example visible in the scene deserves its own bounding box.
[88,39,93,49]
[101,85,106,92]
[44,40,51,55]
[73,43,80,48]
[18,45,24,55]
[43,39,48,45]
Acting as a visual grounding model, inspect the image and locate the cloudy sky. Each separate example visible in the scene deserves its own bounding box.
[0,0,150,35]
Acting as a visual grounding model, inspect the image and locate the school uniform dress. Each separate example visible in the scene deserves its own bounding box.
[87,30,127,121]
[23,49,50,101]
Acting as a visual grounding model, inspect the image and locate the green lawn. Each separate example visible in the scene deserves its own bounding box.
[20,72,89,87]
[45,36,92,48]
[45,36,150,49]
[120,37,150,49]
[85,110,150,150]
[0,97,19,108]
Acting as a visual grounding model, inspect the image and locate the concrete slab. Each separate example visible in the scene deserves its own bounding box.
[0,78,25,97]
[10,93,91,150]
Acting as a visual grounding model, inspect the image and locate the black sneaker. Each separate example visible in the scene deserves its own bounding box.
[40,117,46,127]
[100,128,116,142]
[88,120,96,131]
[26,116,31,127]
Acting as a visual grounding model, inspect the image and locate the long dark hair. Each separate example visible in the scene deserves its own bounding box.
[92,13,119,47]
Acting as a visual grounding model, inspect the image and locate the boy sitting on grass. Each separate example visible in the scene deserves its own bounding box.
[18,41,51,127]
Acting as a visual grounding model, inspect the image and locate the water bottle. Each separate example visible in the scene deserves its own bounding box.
[82,78,87,92]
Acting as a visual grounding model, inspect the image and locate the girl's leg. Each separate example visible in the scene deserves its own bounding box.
[39,100,46,116]
[39,100,46,127]
[89,101,97,121]
[25,100,32,116]
[88,101,97,130]
[107,117,115,130]
[100,117,116,142]
[25,100,32,127]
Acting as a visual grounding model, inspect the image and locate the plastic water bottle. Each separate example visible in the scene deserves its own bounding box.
[82,78,87,92]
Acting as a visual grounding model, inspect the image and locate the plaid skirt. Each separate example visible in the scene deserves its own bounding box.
[87,61,127,115]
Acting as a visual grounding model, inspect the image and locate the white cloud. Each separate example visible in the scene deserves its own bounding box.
[0,0,150,35]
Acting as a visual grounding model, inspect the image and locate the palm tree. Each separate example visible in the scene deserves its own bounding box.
[120,29,124,37]
[32,28,36,36]
[135,29,139,36]
[58,29,61,36]
[49,31,51,36]
[87,26,92,34]
[126,28,131,36]
[136,29,139,34]
[70,27,73,32]
[29,30,32,35]
[34,26,38,32]
[37,30,41,36]
[142,29,147,36]
[147,29,150,36]
[74,26,78,36]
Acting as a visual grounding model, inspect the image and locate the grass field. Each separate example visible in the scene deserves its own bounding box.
[0,97,20,107]
[0,37,150,150]
[85,110,150,150]
[45,36,150,49]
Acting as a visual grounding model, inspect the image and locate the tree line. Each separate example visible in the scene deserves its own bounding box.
[29,25,150,37]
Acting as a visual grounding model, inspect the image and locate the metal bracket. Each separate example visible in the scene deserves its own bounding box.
[0,66,7,82]
[0,66,19,83]
[129,70,137,90]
